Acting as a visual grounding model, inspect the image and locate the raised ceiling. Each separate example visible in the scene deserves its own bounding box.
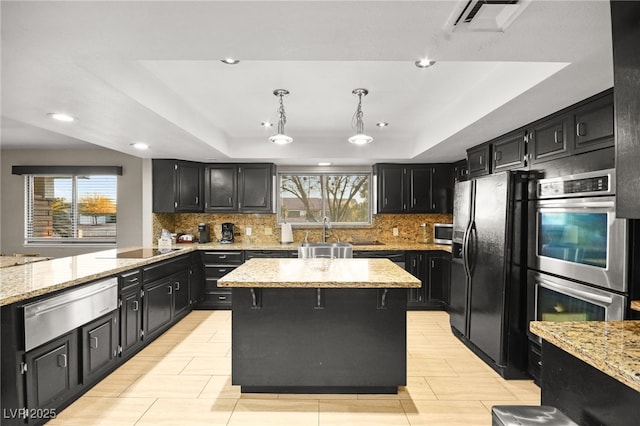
[0,0,613,165]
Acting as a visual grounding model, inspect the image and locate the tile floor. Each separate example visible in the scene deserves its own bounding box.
[48,310,540,425]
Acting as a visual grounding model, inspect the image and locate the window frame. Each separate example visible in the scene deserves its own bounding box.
[24,174,118,246]
[277,170,373,227]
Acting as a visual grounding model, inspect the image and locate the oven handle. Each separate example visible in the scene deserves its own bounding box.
[538,278,614,305]
[535,197,615,210]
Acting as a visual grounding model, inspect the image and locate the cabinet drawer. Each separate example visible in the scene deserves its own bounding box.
[205,266,236,279]
[142,255,190,283]
[205,291,232,307]
[203,251,243,265]
[119,269,141,291]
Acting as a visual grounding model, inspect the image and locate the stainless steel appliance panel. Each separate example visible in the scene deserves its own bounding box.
[23,278,118,351]
[433,223,453,245]
[528,196,627,292]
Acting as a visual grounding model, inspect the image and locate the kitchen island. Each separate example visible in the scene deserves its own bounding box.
[530,321,640,426]
[218,258,421,394]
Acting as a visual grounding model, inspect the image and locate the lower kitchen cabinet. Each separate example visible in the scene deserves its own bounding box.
[24,331,79,413]
[120,286,143,358]
[202,251,243,309]
[81,311,119,384]
[172,270,190,317]
[189,258,204,307]
[406,251,451,310]
[406,251,427,307]
[143,278,174,339]
[428,253,451,308]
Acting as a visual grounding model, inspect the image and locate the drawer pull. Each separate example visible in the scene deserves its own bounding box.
[576,122,587,136]
[218,296,227,301]
[168,285,173,295]
[175,281,180,291]
[554,129,563,144]
[58,354,67,368]
[91,336,99,349]
[133,301,139,312]
[219,255,227,259]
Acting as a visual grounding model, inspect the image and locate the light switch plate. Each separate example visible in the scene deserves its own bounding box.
[392,227,399,237]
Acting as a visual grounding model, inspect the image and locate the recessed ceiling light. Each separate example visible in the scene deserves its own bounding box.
[415,58,436,68]
[261,121,273,128]
[221,58,240,65]
[48,113,75,122]
[318,162,332,166]
[376,122,389,127]
[131,142,149,150]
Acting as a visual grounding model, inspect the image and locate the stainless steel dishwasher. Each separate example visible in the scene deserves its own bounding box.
[23,277,118,352]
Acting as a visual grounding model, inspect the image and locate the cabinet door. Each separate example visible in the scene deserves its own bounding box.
[573,93,614,154]
[238,164,273,212]
[81,312,118,382]
[189,264,204,307]
[25,332,78,410]
[493,132,527,172]
[428,255,451,307]
[454,159,469,181]
[205,164,237,211]
[143,279,173,338]
[431,165,454,213]
[121,288,142,356]
[172,270,190,317]
[407,166,432,212]
[406,252,427,306]
[467,145,491,177]
[378,165,404,212]
[176,161,203,212]
[529,114,571,164]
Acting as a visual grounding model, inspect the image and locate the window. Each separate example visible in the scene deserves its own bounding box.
[25,175,118,244]
[278,172,371,225]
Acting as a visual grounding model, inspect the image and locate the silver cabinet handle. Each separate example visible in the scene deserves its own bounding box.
[554,129,563,144]
[219,255,227,259]
[195,196,199,204]
[479,155,483,165]
[576,122,586,136]
[168,285,173,295]
[58,354,67,368]
[228,197,232,204]
[91,336,99,349]
[133,300,139,311]
[175,281,180,291]
[218,295,227,301]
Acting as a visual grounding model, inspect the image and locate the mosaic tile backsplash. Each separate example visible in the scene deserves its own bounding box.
[153,213,453,245]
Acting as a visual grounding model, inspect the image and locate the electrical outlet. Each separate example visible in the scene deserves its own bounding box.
[264,227,273,236]
[246,227,252,236]
[392,227,399,237]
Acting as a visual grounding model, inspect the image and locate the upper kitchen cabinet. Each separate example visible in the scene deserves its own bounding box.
[152,159,204,213]
[571,91,614,154]
[492,131,527,173]
[376,163,454,214]
[204,164,237,212]
[238,163,274,213]
[454,159,469,181]
[204,163,274,213]
[611,1,640,218]
[528,113,571,165]
[467,144,491,177]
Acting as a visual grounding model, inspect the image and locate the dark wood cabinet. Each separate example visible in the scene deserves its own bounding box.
[189,253,204,307]
[81,311,118,384]
[143,278,174,339]
[407,251,450,309]
[152,159,204,213]
[202,251,243,309]
[611,1,640,218]
[24,332,79,412]
[238,164,274,212]
[204,164,237,211]
[572,91,614,154]
[427,253,451,308]
[492,131,527,173]
[172,270,190,317]
[376,164,454,214]
[467,144,491,177]
[406,251,427,307]
[120,286,142,358]
[204,163,274,213]
[528,114,571,165]
[454,159,469,181]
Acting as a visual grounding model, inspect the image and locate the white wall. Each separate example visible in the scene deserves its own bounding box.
[0,148,152,258]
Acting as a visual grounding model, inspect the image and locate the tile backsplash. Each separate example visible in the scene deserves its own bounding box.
[153,213,452,245]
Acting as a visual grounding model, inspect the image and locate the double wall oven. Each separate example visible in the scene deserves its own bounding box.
[526,169,629,380]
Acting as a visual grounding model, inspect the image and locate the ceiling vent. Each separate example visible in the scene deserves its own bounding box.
[446,0,531,32]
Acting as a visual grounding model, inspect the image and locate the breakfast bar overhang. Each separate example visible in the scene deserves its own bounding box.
[217,258,421,394]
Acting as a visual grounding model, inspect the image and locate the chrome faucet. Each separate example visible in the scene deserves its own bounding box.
[322,216,331,242]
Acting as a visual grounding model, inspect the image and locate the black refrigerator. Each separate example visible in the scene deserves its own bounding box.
[449,171,529,379]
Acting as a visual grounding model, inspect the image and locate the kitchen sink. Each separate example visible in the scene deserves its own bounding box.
[298,242,353,259]
[350,240,385,246]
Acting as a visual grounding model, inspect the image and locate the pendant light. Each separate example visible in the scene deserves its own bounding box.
[269,89,293,145]
[348,88,373,145]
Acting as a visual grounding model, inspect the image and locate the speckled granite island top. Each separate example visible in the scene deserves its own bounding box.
[218,258,421,288]
[0,256,52,269]
[530,321,640,392]
[196,241,452,252]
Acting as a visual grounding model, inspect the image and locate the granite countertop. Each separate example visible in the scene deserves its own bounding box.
[530,320,640,392]
[0,241,446,306]
[0,256,53,269]
[196,241,452,252]
[218,258,422,288]
[631,300,640,312]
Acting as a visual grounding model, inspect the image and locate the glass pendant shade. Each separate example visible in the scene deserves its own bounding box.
[348,134,373,145]
[348,88,373,145]
[269,133,293,145]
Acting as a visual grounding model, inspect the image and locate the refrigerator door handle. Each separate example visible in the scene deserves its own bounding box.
[467,222,477,275]
[462,222,472,278]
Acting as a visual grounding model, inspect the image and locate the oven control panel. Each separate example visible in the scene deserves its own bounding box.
[537,169,614,198]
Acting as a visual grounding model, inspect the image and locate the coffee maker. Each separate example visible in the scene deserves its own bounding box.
[221,223,235,243]
[198,223,210,244]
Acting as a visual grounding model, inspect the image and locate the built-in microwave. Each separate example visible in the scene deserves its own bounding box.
[433,223,453,245]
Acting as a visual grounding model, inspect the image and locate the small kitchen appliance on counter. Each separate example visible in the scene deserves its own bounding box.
[198,223,210,243]
[221,223,235,243]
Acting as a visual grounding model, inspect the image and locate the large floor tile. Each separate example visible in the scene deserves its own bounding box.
[112,355,192,375]
[47,396,155,425]
[227,399,319,426]
[198,375,242,399]
[181,356,231,375]
[135,398,236,425]
[319,399,410,425]
[84,374,141,397]
[425,377,518,401]
[401,400,492,425]
[119,374,210,398]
